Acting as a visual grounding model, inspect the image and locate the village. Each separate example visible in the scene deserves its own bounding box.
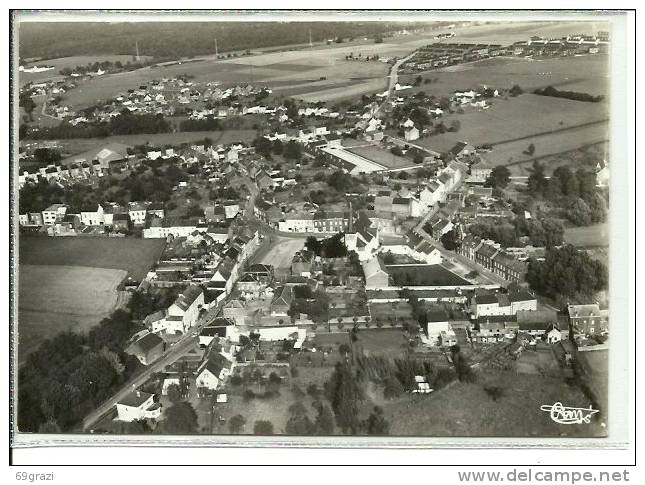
[17,26,610,437]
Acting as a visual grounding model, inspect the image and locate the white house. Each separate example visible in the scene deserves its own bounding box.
[80,203,105,226]
[128,202,148,226]
[152,285,205,335]
[42,203,67,225]
[195,352,234,391]
[115,390,161,422]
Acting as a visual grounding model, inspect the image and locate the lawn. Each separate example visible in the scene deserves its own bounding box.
[564,223,609,248]
[17,264,129,363]
[386,264,472,287]
[382,369,606,437]
[346,144,417,170]
[19,236,166,280]
[414,93,608,154]
[353,328,409,358]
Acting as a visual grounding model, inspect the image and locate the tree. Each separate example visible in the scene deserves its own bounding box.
[527,161,548,196]
[440,229,460,251]
[567,198,593,226]
[272,139,284,155]
[364,406,390,435]
[163,402,198,434]
[485,166,511,189]
[383,376,404,399]
[284,140,302,160]
[326,362,363,434]
[314,403,335,435]
[509,84,523,97]
[228,414,246,434]
[19,93,37,121]
[166,383,183,404]
[253,420,274,435]
[450,120,461,132]
[285,402,315,435]
[305,236,322,254]
[413,153,424,164]
[390,146,404,157]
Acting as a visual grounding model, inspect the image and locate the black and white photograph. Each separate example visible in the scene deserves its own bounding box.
[7,7,636,468]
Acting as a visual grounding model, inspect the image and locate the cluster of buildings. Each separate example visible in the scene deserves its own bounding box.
[402,32,610,72]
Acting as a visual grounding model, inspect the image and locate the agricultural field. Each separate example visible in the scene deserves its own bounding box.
[17,264,128,363]
[563,223,609,248]
[345,144,418,170]
[382,369,606,437]
[400,54,609,99]
[386,264,472,286]
[19,236,166,280]
[415,93,608,154]
[23,129,258,158]
[19,54,154,86]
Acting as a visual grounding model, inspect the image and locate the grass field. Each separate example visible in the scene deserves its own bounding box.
[382,370,606,437]
[386,264,472,286]
[346,144,417,170]
[19,55,154,86]
[19,236,166,280]
[415,93,608,154]
[257,237,304,270]
[24,129,258,157]
[400,54,609,99]
[563,223,609,248]
[18,264,128,363]
[353,329,409,358]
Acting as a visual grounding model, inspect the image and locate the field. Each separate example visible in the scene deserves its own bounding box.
[17,264,128,363]
[563,223,609,248]
[19,236,166,280]
[386,264,472,286]
[257,236,305,270]
[19,55,154,86]
[23,130,258,157]
[345,144,417,170]
[415,93,608,154]
[401,54,609,99]
[353,329,409,358]
[382,370,606,437]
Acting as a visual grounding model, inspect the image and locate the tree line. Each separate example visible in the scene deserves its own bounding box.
[533,86,604,103]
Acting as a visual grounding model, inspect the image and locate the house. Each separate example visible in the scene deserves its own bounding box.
[404,126,420,142]
[79,203,105,226]
[424,308,454,347]
[164,285,205,334]
[125,332,165,365]
[41,203,67,225]
[467,158,494,184]
[112,213,130,232]
[567,303,607,337]
[362,256,389,288]
[345,211,379,261]
[195,352,234,391]
[128,201,148,226]
[199,318,235,347]
[236,273,264,293]
[516,308,559,337]
[291,251,314,277]
[115,390,162,422]
[223,299,246,326]
[271,286,294,316]
[471,291,537,318]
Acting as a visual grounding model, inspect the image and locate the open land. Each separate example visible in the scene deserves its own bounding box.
[257,236,305,269]
[415,93,608,153]
[21,130,258,157]
[382,369,605,437]
[18,264,128,363]
[386,264,473,286]
[345,144,418,170]
[19,55,154,86]
[19,236,166,280]
[563,222,609,248]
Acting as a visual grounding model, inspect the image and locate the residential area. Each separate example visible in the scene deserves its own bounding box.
[16,20,611,439]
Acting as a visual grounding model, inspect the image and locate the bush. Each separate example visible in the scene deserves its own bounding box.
[243,389,255,401]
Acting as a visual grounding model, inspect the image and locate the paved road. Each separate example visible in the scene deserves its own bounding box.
[82,301,224,431]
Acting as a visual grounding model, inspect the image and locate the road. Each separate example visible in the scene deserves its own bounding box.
[82,300,224,431]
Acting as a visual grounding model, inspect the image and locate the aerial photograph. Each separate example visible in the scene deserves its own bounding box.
[13,11,611,439]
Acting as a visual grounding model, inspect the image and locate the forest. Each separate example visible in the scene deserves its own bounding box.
[19,21,425,61]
